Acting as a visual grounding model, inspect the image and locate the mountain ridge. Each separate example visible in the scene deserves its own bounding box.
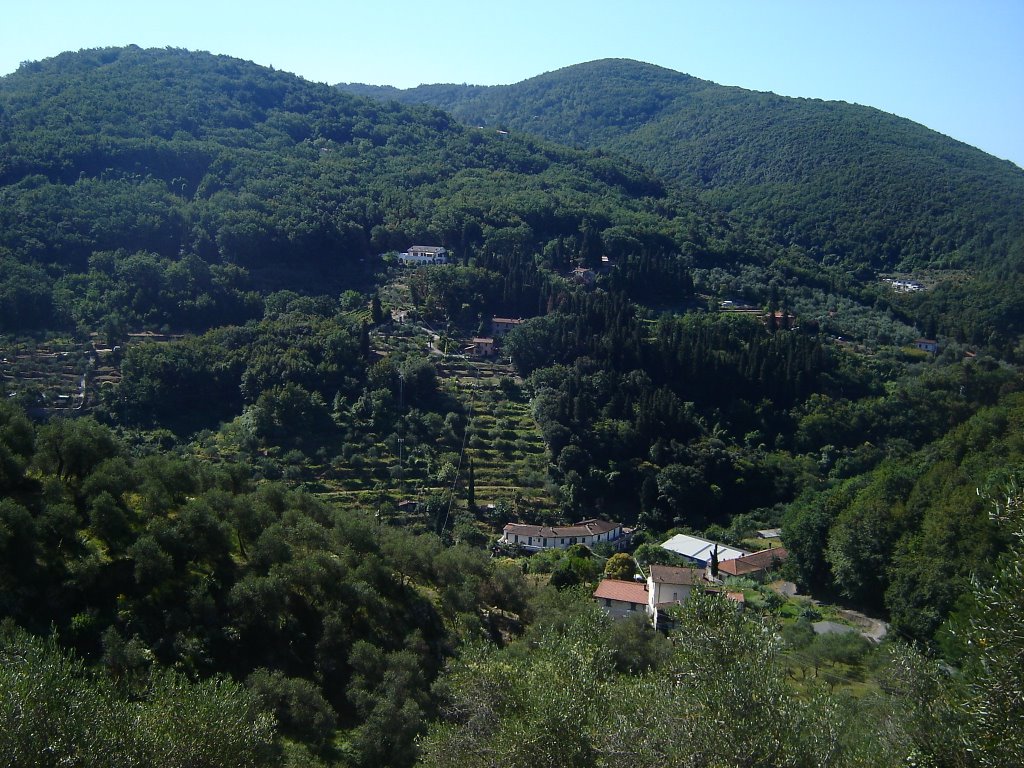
[341,56,1018,168]
[338,58,1024,275]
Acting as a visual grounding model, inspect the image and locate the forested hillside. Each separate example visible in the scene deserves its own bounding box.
[1,46,1023,766]
[0,47,705,333]
[342,59,1024,346]
[344,58,1024,271]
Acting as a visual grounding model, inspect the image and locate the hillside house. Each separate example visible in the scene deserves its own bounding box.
[647,565,746,629]
[660,534,747,568]
[592,566,701,626]
[500,518,627,552]
[490,316,525,337]
[593,578,649,619]
[593,564,743,628]
[467,337,495,357]
[647,564,701,609]
[914,338,939,354]
[398,245,449,266]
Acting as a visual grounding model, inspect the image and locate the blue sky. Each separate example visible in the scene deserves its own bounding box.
[3,1,1022,168]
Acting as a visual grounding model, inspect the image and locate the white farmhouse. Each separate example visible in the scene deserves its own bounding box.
[500,518,627,552]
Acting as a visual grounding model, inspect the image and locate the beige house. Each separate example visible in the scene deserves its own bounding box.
[593,578,649,619]
[468,337,495,357]
[593,564,742,628]
[647,565,703,629]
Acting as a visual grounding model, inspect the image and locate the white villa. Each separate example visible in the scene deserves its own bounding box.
[398,245,449,266]
[500,518,627,552]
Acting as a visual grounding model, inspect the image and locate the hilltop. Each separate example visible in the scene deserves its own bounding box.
[341,58,1024,272]
[0,48,687,319]
[342,59,1024,347]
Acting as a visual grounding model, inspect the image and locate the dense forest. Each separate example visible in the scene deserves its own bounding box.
[1,46,1023,765]
[342,59,1024,272]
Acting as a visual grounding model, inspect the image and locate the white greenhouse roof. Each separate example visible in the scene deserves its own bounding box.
[660,534,747,564]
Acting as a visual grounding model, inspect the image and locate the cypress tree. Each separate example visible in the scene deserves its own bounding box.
[467,458,477,514]
[359,322,371,359]
[370,294,384,325]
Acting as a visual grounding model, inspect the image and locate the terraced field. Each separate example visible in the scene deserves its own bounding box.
[0,336,122,416]
[435,356,553,512]
[312,272,556,525]
[2,273,559,533]
[311,343,553,517]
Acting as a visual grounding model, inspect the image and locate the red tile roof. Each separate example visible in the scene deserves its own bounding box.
[593,579,649,605]
[717,546,788,577]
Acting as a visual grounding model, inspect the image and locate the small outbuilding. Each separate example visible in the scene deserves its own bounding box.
[715,546,789,582]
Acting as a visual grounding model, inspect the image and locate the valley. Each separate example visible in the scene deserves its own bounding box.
[0,46,1022,767]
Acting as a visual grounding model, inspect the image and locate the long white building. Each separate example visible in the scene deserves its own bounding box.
[500,518,627,552]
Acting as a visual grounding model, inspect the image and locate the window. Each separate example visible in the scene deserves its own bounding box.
[604,598,611,607]
[630,603,637,611]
